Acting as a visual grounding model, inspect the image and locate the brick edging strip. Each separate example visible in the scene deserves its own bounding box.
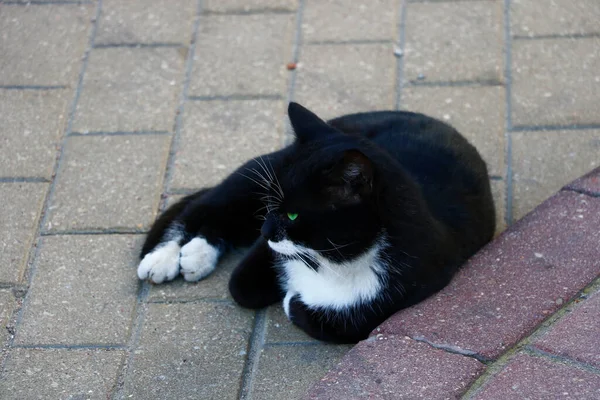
[307,167,600,399]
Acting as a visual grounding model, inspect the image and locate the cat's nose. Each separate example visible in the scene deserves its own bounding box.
[261,217,283,241]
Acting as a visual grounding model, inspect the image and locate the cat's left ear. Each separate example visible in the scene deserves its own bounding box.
[327,150,374,203]
[288,102,332,142]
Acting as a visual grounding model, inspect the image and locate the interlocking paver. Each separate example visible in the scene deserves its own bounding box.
[172,100,284,189]
[253,344,350,400]
[96,0,195,45]
[308,335,485,400]
[189,14,294,97]
[512,129,600,220]
[147,250,240,302]
[295,44,395,120]
[473,353,600,399]
[0,183,48,283]
[265,305,318,344]
[511,0,600,37]
[46,135,169,231]
[404,1,503,83]
[0,4,93,86]
[72,47,185,133]
[0,289,15,344]
[511,38,600,127]
[377,191,600,359]
[125,302,253,399]
[401,85,505,177]
[15,235,140,345]
[533,289,600,368]
[0,349,124,400]
[303,0,397,43]
[203,0,296,13]
[0,89,69,178]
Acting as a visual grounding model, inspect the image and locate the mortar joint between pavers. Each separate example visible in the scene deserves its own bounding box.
[395,0,408,110]
[503,0,514,227]
[188,94,284,101]
[239,309,267,400]
[203,8,297,17]
[511,123,600,132]
[513,32,600,41]
[0,85,68,90]
[561,187,600,199]
[93,43,185,49]
[522,345,600,376]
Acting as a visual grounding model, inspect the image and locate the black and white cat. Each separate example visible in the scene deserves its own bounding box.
[137,103,495,343]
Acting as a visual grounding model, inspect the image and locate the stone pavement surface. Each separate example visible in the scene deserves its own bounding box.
[0,0,598,399]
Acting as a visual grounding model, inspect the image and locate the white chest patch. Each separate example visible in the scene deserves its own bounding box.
[268,239,387,316]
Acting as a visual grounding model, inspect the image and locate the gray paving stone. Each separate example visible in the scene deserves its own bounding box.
[404,1,503,83]
[511,38,600,127]
[253,344,350,400]
[96,0,196,45]
[148,250,242,302]
[0,348,124,400]
[265,305,318,344]
[203,0,296,12]
[172,100,284,189]
[72,47,185,133]
[295,44,395,120]
[490,179,506,235]
[512,129,600,221]
[401,85,505,177]
[46,135,170,231]
[15,235,140,345]
[125,302,254,399]
[0,183,48,283]
[511,0,600,37]
[303,0,397,43]
[0,289,15,344]
[189,14,294,96]
[0,4,93,86]
[0,89,70,178]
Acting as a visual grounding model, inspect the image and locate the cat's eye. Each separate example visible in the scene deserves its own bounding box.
[287,213,298,221]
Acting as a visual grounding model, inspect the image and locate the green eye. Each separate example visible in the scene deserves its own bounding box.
[287,213,298,221]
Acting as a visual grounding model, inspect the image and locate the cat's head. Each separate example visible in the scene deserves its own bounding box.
[260,103,383,263]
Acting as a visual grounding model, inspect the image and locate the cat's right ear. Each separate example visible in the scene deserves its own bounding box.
[288,102,331,142]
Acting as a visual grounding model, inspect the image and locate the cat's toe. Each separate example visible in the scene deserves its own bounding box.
[179,237,219,282]
[137,241,181,284]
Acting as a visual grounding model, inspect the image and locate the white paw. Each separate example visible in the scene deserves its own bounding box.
[179,237,219,282]
[137,241,181,284]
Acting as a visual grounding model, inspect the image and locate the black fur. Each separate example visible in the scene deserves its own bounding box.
[140,102,495,343]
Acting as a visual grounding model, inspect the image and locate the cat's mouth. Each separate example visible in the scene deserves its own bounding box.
[267,239,301,256]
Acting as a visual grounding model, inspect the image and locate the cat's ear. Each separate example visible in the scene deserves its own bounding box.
[288,102,331,142]
[327,150,374,203]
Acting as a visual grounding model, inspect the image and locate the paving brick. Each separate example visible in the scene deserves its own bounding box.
[401,85,505,176]
[0,89,69,178]
[0,289,15,344]
[203,0,296,12]
[511,0,600,37]
[564,166,600,196]
[189,14,294,97]
[148,250,241,302]
[473,353,600,399]
[376,191,600,359]
[512,129,600,220]
[511,38,600,127]
[265,305,319,344]
[303,0,396,43]
[0,4,93,86]
[72,47,185,132]
[46,135,169,231]
[532,289,600,368]
[295,44,395,120]
[172,100,284,189]
[308,335,484,400]
[0,183,47,283]
[15,235,140,345]
[403,1,503,83]
[96,0,195,45]
[124,302,254,399]
[0,349,124,400]
[254,344,350,400]
[490,179,506,235]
